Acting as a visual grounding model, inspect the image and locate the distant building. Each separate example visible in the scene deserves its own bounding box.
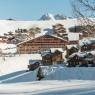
[53,23,67,38]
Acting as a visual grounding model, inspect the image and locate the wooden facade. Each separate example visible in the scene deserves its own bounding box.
[42,50,63,65]
[66,47,78,58]
[67,53,95,67]
[81,43,95,52]
[67,54,87,67]
[17,35,68,54]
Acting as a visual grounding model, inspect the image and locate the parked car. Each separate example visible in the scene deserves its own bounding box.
[28,60,41,71]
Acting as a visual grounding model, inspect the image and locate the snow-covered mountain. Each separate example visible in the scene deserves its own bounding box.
[39,13,67,20]
[39,13,55,21]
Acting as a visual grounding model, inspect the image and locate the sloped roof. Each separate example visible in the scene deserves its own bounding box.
[17,34,68,46]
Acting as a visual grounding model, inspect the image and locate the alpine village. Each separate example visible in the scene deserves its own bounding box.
[0,14,95,71]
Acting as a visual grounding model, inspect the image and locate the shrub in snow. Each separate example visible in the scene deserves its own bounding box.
[37,67,44,81]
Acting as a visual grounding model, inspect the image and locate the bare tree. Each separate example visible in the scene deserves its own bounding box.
[71,0,95,37]
[28,27,41,38]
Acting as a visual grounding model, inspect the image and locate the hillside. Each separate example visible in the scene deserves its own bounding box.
[0,19,79,35]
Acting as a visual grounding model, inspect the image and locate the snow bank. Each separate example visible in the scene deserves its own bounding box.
[43,67,95,80]
[0,54,35,76]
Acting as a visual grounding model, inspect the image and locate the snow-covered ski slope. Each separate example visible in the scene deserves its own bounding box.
[0,80,95,95]
[0,70,37,83]
[0,19,78,35]
[0,54,95,95]
[0,54,32,76]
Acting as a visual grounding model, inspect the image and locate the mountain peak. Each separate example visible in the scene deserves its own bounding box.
[39,13,67,20]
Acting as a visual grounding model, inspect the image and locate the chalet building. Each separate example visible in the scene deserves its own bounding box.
[42,49,63,65]
[42,52,52,65]
[53,24,66,34]
[67,52,95,67]
[66,45,78,58]
[52,50,63,64]
[80,39,95,52]
[84,53,94,66]
[81,44,91,52]
[67,53,87,67]
[17,35,68,54]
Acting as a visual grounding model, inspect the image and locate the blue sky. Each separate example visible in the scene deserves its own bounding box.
[0,0,72,20]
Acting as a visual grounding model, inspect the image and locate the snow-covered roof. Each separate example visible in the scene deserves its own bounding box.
[17,34,67,46]
[50,48,64,53]
[41,51,51,57]
[79,37,95,46]
[87,50,95,55]
[66,45,77,49]
[69,52,86,58]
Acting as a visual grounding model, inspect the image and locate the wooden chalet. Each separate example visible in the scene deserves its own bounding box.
[17,35,68,54]
[42,49,63,65]
[67,52,95,67]
[81,40,95,52]
[52,50,63,64]
[81,44,91,52]
[66,45,78,58]
[67,53,87,67]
